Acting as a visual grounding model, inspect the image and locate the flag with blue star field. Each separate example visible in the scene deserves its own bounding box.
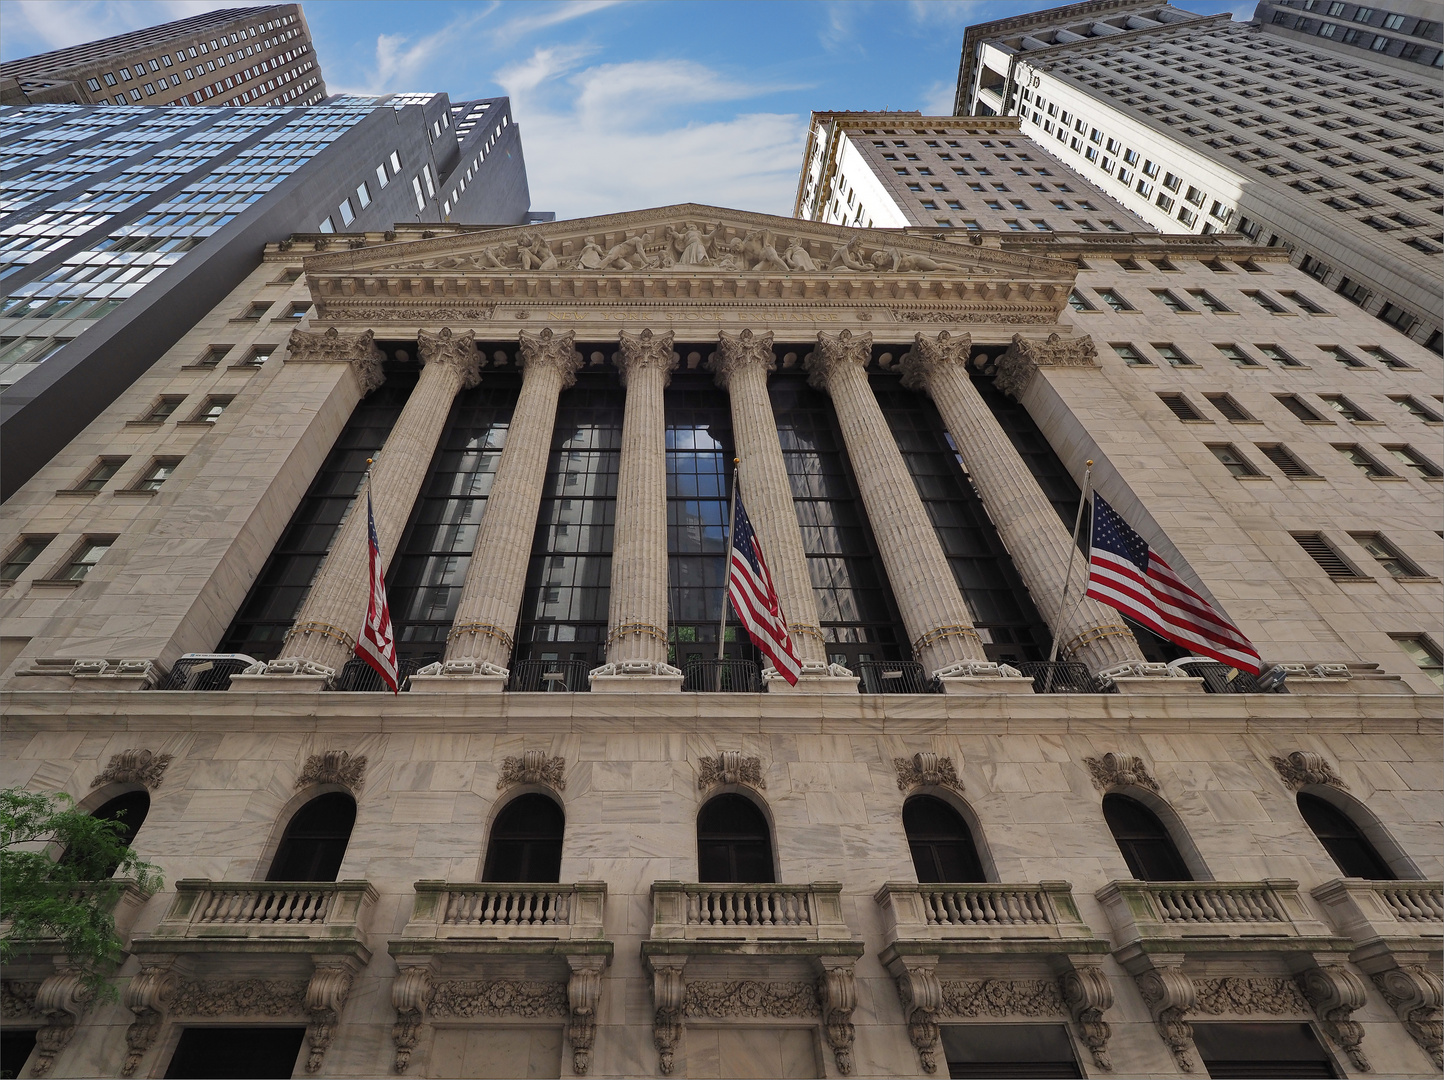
[728,493,802,685]
[1086,495,1261,674]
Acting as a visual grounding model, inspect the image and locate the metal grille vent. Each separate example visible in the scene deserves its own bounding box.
[1259,444,1311,477]
[1159,393,1203,421]
[1293,533,1361,578]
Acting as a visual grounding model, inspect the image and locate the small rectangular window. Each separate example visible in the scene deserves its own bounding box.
[1351,533,1422,578]
[1152,289,1192,313]
[1188,289,1231,313]
[60,538,115,581]
[1,536,54,581]
[1384,445,1442,478]
[1243,290,1287,314]
[1275,394,1328,422]
[194,396,233,423]
[412,176,426,211]
[1159,393,1203,420]
[1391,395,1443,423]
[1320,395,1372,421]
[1322,345,1368,369]
[1257,344,1303,367]
[1293,532,1365,578]
[134,458,181,492]
[356,181,372,209]
[1208,444,1261,477]
[76,459,126,492]
[286,303,310,320]
[1335,444,1394,477]
[1280,290,1328,315]
[1393,635,1444,687]
[1360,345,1412,370]
[337,198,355,226]
[1095,289,1132,312]
[376,163,389,189]
[1153,344,1195,368]
[1112,343,1150,366]
[1257,443,1313,477]
[1206,394,1254,422]
[139,397,185,423]
[389,151,402,175]
[1068,290,1095,312]
[1216,344,1261,367]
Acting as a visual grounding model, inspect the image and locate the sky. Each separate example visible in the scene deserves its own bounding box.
[1,0,1253,220]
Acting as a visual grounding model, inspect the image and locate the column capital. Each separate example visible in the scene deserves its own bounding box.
[518,327,586,389]
[616,328,677,386]
[994,332,1099,399]
[805,329,872,392]
[418,327,483,389]
[708,328,775,389]
[900,330,973,392]
[285,327,385,394]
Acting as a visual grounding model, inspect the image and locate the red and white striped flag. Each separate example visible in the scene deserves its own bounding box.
[728,493,802,685]
[355,491,399,693]
[1086,495,1262,674]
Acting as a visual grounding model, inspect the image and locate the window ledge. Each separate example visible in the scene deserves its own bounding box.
[175,420,220,428]
[180,363,222,371]
[1233,474,1274,481]
[1369,475,1409,481]
[1394,576,1441,584]
[1228,419,1265,424]
[1352,420,1385,426]
[124,420,164,429]
[227,363,265,371]
[1301,420,1336,425]
[1181,419,1215,424]
[54,488,98,497]
[1287,475,1328,481]
[1330,576,1377,583]
[116,488,158,497]
[30,578,84,588]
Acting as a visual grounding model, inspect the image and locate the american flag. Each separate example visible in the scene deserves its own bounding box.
[728,494,802,685]
[355,491,399,693]
[1086,495,1262,674]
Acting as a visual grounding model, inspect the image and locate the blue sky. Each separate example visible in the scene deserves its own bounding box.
[1,0,1252,219]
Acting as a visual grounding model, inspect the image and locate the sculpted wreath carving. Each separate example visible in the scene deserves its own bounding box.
[428,979,568,1019]
[91,749,172,790]
[2,982,43,1020]
[684,980,820,1019]
[936,979,1065,1018]
[169,979,308,1017]
[1193,977,1309,1015]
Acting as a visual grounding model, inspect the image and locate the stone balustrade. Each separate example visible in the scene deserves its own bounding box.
[146,879,376,944]
[1312,878,1444,941]
[1096,878,1334,945]
[649,881,852,942]
[398,881,607,942]
[875,881,1097,943]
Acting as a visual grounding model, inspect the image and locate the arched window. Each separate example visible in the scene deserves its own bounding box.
[1102,793,1192,881]
[697,794,774,884]
[1297,792,1395,880]
[266,792,355,882]
[903,795,986,883]
[483,794,565,883]
[65,790,151,878]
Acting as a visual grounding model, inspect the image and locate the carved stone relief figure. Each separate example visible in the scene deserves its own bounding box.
[296,750,368,792]
[784,237,817,272]
[497,749,567,792]
[1271,751,1348,790]
[1085,752,1160,793]
[518,232,559,271]
[696,751,766,792]
[826,236,870,271]
[576,236,606,270]
[92,749,173,790]
[894,752,964,795]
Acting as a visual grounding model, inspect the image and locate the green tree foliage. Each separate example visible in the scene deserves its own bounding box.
[0,789,163,1001]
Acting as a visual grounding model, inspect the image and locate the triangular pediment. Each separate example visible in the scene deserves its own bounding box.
[303,203,1073,282]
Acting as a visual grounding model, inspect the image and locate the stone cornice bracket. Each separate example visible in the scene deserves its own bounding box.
[1372,964,1443,1069]
[1085,752,1160,794]
[417,327,483,389]
[390,963,435,1075]
[305,960,357,1074]
[709,328,776,388]
[285,326,386,394]
[697,751,766,792]
[1134,962,1197,1073]
[518,327,585,389]
[1271,750,1348,791]
[648,956,687,1076]
[615,328,678,387]
[31,967,91,1077]
[816,958,858,1076]
[121,959,177,1077]
[899,330,972,392]
[894,963,944,1074]
[497,749,566,793]
[566,955,607,1076]
[805,329,872,392]
[92,749,173,790]
[296,750,368,794]
[993,332,1099,400]
[1296,960,1370,1072]
[894,752,964,796]
[1057,960,1115,1071]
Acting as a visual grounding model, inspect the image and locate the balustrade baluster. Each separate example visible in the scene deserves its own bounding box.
[1157,889,1182,921]
[200,891,221,923]
[938,892,957,924]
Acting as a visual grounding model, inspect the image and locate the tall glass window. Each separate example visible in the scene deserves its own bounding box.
[769,373,907,669]
[874,375,1051,664]
[219,363,414,659]
[389,373,518,660]
[515,372,620,669]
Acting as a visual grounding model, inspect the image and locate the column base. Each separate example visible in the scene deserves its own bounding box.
[939,675,1038,694]
[590,674,684,693]
[765,673,860,694]
[407,674,507,694]
[1110,676,1204,695]
[227,674,331,693]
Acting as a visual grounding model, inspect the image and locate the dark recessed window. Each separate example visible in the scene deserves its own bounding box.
[697,794,774,884]
[2,536,54,580]
[266,792,356,882]
[77,459,125,491]
[1298,793,1395,879]
[903,796,986,883]
[62,790,149,879]
[61,538,114,580]
[1192,1022,1337,1079]
[482,793,565,883]
[942,1024,1082,1079]
[164,1027,306,1079]
[1102,793,1192,881]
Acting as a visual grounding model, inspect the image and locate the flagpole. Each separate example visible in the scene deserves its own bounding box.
[717,459,740,690]
[1044,459,1093,691]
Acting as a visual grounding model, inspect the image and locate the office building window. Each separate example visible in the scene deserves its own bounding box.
[1206,394,1253,422]
[1350,533,1422,578]
[1,537,54,581]
[1319,395,1372,421]
[139,397,185,423]
[1095,289,1133,312]
[1208,444,1262,477]
[1257,344,1303,367]
[60,538,114,580]
[1215,344,1261,367]
[133,459,180,492]
[1257,443,1313,478]
[1321,345,1367,369]
[1153,344,1195,368]
[1391,395,1443,422]
[1152,290,1192,313]
[195,396,233,423]
[1335,444,1394,477]
[1394,635,1444,687]
[1385,445,1442,478]
[76,459,125,492]
[1112,343,1150,366]
[1159,393,1204,421]
[1188,289,1231,313]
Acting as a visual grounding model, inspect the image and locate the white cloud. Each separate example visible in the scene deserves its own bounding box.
[919,78,957,117]
[1,0,269,54]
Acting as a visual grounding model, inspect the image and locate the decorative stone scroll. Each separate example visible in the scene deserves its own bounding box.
[121,960,176,1077]
[1059,963,1115,1071]
[650,957,687,1076]
[895,964,944,1074]
[616,327,678,384]
[1373,964,1443,1069]
[1084,752,1160,794]
[1135,963,1197,1072]
[697,752,766,792]
[304,962,355,1073]
[993,332,1099,400]
[1297,962,1371,1072]
[296,750,367,792]
[1271,751,1349,791]
[894,752,964,795]
[710,327,777,386]
[818,961,859,1076]
[567,958,607,1077]
[497,749,567,792]
[417,327,483,389]
[92,749,173,790]
[518,327,586,388]
[284,327,385,394]
[390,964,433,1075]
[29,969,90,1077]
[895,970,1074,1074]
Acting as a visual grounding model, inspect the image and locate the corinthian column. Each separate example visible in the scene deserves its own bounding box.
[590,329,683,692]
[236,327,483,690]
[901,331,1146,675]
[411,328,585,693]
[805,330,1028,692]
[707,330,856,693]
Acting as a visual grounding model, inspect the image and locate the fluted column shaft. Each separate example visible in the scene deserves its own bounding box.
[806,330,988,674]
[444,329,585,673]
[708,330,828,669]
[278,328,482,675]
[601,329,677,670]
[902,332,1145,673]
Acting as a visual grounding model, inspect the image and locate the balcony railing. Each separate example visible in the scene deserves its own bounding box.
[145,879,377,943]
[1174,659,1282,694]
[857,660,939,694]
[507,658,591,693]
[1096,879,1332,945]
[336,654,439,692]
[159,654,257,691]
[399,881,607,942]
[875,881,1098,943]
[1015,661,1106,694]
[1312,879,1444,943]
[650,881,853,942]
[681,658,762,693]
